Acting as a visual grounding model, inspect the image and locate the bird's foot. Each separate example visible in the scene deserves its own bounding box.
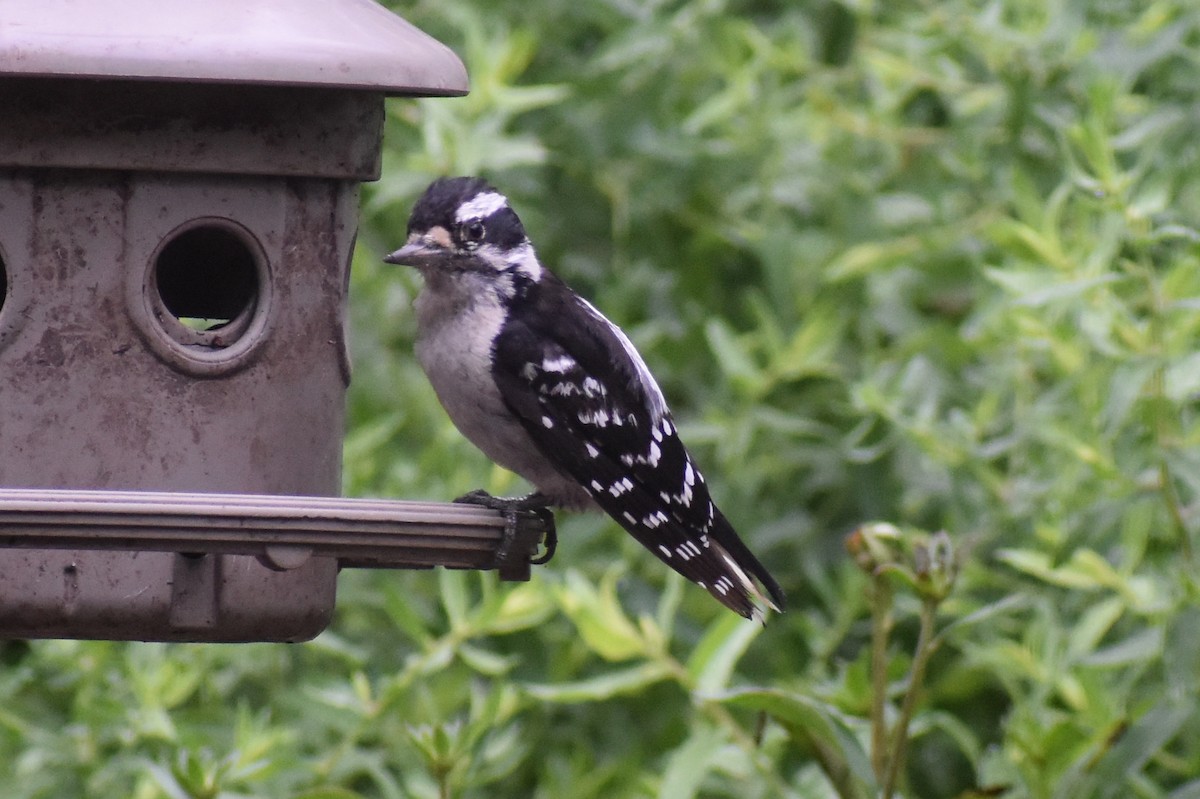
[453,489,554,512]
[454,489,557,567]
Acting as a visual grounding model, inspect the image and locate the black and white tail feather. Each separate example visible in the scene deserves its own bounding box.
[385,177,785,620]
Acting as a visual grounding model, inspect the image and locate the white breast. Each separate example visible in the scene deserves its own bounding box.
[413,271,591,508]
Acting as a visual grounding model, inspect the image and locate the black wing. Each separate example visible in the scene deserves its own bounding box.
[491,283,784,618]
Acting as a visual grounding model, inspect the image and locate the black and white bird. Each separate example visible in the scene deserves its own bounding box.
[384,177,785,620]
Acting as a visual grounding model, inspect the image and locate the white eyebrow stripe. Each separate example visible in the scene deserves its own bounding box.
[456,191,508,222]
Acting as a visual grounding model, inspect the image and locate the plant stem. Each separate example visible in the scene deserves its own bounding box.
[869,575,894,784]
[881,598,939,799]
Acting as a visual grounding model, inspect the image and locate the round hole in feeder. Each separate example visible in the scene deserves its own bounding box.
[139,218,272,374]
[154,223,259,343]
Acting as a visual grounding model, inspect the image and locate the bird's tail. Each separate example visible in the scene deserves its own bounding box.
[704,508,785,621]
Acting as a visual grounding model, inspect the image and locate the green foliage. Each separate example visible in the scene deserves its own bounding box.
[7,0,1200,796]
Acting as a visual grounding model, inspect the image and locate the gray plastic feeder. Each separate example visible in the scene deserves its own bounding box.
[0,1,548,642]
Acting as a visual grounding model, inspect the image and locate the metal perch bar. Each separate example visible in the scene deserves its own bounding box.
[0,489,552,581]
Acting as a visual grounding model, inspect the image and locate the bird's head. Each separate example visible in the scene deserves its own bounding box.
[384,177,542,283]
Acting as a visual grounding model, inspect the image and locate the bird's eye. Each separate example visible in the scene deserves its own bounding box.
[462,221,486,245]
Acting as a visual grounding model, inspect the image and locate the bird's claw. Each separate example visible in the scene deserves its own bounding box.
[453,488,500,507]
[454,489,557,570]
[453,489,552,512]
[528,506,557,565]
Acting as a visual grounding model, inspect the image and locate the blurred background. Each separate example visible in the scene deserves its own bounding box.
[4,1,1200,797]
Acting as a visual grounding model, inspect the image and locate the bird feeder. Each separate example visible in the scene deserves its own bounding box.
[0,0,550,642]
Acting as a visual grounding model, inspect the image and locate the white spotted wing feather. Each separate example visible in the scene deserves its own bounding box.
[490,283,784,619]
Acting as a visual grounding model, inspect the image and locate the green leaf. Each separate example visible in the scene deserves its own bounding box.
[704,319,762,393]
[479,579,556,634]
[686,613,763,696]
[554,569,647,662]
[1055,702,1193,799]
[1081,626,1163,668]
[934,593,1030,644]
[1067,596,1125,661]
[657,724,727,799]
[718,688,876,795]
[523,662,674,703]
[438,568,471,630]
[1165,351,1200,403]
[458,643,518,676]
[996,549,1102,590]
[983,220,1068,270]
[1164,609,1200,696]
[825,236,923,281]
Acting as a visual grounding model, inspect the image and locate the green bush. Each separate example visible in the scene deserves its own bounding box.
[5,1,1200,797]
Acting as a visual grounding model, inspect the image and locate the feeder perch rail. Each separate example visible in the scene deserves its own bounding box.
[0,489,553,582]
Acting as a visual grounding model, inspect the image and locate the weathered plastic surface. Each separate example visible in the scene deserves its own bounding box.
[0,0,469,96]
[0,166,357,490]
[0,103,360,640]
[0,80,387,179]
[0,1,477,642]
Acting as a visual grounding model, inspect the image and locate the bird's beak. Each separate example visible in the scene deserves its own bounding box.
[383,241,441,267]
[384,229,453,267]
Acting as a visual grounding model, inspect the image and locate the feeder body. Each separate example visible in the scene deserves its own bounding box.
[0,2,469,641]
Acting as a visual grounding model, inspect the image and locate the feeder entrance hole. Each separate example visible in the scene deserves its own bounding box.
[153,222,259,343]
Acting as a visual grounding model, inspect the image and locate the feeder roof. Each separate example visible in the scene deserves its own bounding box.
[0,0,468,96]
